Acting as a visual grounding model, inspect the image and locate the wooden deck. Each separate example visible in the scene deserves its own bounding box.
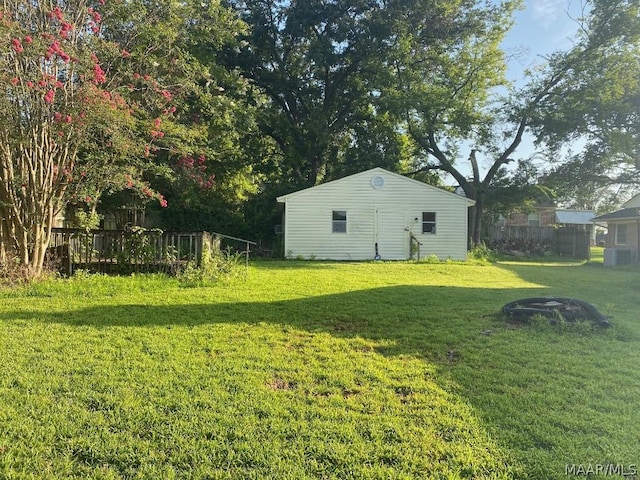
[47,229,255,275]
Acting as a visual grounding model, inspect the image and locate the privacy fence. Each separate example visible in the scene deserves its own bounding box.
[485,226,591,259]
[47,228,256,275]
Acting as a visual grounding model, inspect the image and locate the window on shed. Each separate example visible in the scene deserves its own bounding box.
[615,224,627,245]
[332,210,347,233]
[422,212,436,234]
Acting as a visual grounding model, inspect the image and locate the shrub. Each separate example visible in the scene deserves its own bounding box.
[468,242,497,263]
[0,250,58,287]
[178,246,247,287]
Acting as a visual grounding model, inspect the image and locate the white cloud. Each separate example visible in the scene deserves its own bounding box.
[531,0,566,28]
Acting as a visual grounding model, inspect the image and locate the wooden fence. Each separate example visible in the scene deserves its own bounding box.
[486,226,590,259]
[47,228,256,275]
[487,226,556,242]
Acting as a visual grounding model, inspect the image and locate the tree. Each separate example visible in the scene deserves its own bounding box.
[0,0,257,275]
[95,0,265,235]
[0,0,145,275]
[225,0,484,189]
[397,0,640,243]
[385,0,535,244]
[530,0,640,210]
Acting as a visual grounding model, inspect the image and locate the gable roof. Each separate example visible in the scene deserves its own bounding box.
[276,167,475,205]
[592,207,640,222]
[555,209,595,225]
[622,193,640,208]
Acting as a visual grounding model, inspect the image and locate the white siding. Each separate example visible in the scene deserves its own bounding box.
[278,168,472,260]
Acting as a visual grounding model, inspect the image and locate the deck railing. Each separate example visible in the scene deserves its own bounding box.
[48,228,255,275]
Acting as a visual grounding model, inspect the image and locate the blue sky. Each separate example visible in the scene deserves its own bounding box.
[502,0,583,83]
[457,0,586,175]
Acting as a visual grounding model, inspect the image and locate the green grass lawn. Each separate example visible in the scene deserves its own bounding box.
[0,259,639,479]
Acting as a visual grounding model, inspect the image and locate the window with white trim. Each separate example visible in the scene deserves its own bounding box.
[528,212,540,227]
[332,210,347,233]
[422,212,436,234]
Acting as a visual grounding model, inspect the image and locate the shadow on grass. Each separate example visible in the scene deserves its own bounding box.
[0,284,551,360]
[3,279,637,479]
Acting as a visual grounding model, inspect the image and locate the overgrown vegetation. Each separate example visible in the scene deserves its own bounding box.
[0,259,638,478]
[177,246,247,287]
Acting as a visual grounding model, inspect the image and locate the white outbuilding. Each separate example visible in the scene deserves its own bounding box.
[276,167,475,261]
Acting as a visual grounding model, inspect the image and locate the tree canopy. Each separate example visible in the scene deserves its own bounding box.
[3,0,640,270]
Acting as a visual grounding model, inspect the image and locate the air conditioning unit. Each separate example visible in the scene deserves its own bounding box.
[616,249,632,265]
[604,248,633,266]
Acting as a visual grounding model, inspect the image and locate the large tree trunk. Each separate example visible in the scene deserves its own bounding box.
[470,196,484,246]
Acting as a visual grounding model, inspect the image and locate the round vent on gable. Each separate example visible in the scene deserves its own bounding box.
[371,175,385,189]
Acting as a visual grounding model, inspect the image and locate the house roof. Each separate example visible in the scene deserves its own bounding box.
[276,167,476,206]
[592,207,640,222]
[555,209,595,225]
[622,193,640,208]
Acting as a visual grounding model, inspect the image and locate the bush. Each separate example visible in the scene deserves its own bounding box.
[0,250,58,287]
[178,246,247,287]
[485,238,553,257]
[468,242,497,263]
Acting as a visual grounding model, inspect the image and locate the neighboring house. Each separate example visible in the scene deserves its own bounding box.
[593,194,640,266]
[498,206,557,227]
[500,207,595,229]
[496,207,596,244]
[276,167,475,261]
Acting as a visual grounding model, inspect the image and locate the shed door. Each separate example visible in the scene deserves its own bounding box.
[375,208,409,260]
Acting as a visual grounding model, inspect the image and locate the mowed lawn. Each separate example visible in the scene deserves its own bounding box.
[0,258,639,479]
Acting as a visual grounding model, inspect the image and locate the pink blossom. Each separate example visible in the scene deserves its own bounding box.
[11,77,19,86]
[11,38,23,53]
[54,112,62,121]
[93,64,106,84]
[26,81,34,88]
[64,115,72,123]
[160,90,172,100]
[23,35,33,44]
[153,117,161,128]
[60,22,73,39]
[121,50,130,57]
[44,89,55,103]
[48,6,64,20]
[89,10,101,23]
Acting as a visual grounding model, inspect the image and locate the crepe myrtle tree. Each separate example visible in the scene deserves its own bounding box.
[0,0,170,276]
